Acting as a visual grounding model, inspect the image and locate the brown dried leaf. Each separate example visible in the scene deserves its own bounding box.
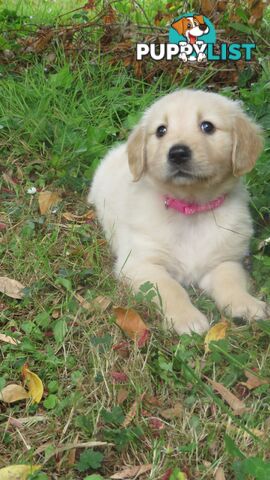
[160,402,183,420]
[241,370,269,390]
[122,394,145,428]
[26,31,54,53]
[117,388,129,405]
[114,307,149,344]
[111,371,129,383]
[0,333,20,345]
[38,191,61,215]
[110,463,152,479]
[62,210,95,222]
[249,0,267,25]
[103,5,116,25]
[207,377,247,415]
[0,276,25,299]
[0,384,29,403]
[75,293,111,312]
[215,467,226,480]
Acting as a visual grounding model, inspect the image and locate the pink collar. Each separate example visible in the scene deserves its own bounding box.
[163,194,226,215]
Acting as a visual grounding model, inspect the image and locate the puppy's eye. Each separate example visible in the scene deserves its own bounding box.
[200,121,215,134]
[187,23,192,28]
[156,125,167,138]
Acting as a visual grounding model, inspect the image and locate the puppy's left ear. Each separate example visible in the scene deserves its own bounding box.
[232,112,264,177]
[127,124,146,181]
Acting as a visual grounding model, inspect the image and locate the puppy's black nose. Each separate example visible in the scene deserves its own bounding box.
[168,144,192,165]
[200,23,208,31]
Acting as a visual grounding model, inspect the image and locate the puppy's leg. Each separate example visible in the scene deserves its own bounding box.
[199,261,269,321]
[118,261,209,335]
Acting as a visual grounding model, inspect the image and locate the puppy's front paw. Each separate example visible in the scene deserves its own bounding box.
[166,306,209,335]
[229,295,269,322]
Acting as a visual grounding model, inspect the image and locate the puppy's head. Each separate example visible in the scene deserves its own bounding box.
[172,15,209,39]
[127,90,263,192]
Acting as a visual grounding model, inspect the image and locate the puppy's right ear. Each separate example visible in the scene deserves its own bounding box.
[127,124,146,181]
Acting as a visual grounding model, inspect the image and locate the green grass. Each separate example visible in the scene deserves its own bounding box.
[1,2,270,479]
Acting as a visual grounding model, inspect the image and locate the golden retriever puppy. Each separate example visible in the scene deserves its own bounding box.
[89,89,269,334]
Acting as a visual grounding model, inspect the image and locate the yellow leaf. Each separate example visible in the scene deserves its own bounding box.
[0,276,25,299]
[22,366,44,403]
[0,465,41,479]
[204,319,229,353]
[0,384,29,403]
[38,191,61,215]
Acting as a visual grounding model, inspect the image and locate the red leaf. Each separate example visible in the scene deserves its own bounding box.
[111,371,128,383]
[137,329,150,348]
[162,469,173,480]
[112,341,130,358]
[148,417,164,431]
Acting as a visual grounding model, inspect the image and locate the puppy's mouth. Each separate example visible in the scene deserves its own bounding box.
[169,167,210,182]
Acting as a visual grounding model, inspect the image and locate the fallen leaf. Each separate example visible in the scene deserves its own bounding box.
[22,365,44,403]
[161,469,173,480]
[8,415,48,428]
[137,328,150,348]
[75,293,111,312]
[114,307,150,345]
[0,276,25,299]
[0,222,7,230]
[0,333,20,345]
[206,377,247,415]
[62,210,95,222]
[83,0,96,9]
[205,319,229,353]
[0,465,41,479]
[215,467,226,480]
[144,395,162,407]
[249,0,267,25]
[110,463,152,479]
[111,371,129,383]
[35,441,112,459]
[148,417,164,431]
[103,5,116,25]
[112,341,130,359]
[240,370,269,390]
[0,384,29,403]
[122,394,145,428]
[68,433,80,466]
[160,402,183,420]
[117,388,129,405]
[38,191,61,215]
[26,30,54,53]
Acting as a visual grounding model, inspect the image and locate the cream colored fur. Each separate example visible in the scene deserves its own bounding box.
[89,89,268,334]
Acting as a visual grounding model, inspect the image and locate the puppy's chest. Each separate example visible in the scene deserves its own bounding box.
[162,211,249,283]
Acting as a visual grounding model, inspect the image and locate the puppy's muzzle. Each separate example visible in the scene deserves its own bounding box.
[168,144,192,165]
